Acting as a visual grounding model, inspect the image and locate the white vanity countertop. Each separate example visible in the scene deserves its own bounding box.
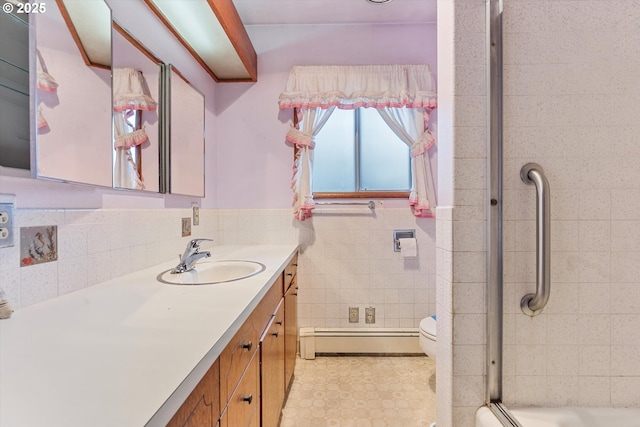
[0,244,298,427]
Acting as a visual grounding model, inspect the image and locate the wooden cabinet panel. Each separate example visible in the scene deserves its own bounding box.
[284,276,298,391]
[219,314,260,407]
[261,301,285,427]
[283,253,298,292]
[167,359,220,427]
[221,352,260,427]
[219,274,283,409]
[257,274,284,323]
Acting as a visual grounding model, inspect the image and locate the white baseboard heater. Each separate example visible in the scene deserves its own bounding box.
[299,327,422,359]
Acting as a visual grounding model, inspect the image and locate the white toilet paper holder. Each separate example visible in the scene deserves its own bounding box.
[393,229,416,252]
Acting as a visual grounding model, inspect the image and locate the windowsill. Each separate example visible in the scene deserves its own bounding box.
[313,192,409,199]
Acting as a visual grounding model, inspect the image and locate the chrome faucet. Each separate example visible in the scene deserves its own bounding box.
[171,239,213,274]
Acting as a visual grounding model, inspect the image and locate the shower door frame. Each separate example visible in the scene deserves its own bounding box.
[486,0,503,404]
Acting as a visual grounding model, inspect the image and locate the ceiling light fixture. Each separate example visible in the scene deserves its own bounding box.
[365,0,393,4]
[143,0,257,82]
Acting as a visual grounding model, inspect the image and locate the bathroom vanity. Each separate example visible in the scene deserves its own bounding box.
[0,245,298,427]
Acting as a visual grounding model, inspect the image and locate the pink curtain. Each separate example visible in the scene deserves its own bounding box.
[278,65,437,220]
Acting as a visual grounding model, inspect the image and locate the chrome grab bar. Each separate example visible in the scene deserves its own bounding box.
[315,201,375,210]
[520,163,550,316]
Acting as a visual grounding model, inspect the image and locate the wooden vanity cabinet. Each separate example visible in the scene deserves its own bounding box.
[167,359,220,427]
[167,250,298,427]
[260,300,285,427]
[283,257,298,392]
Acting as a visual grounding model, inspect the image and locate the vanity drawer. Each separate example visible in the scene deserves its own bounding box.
[219,352,260,427]
[219,275,282,407]
[283,253,298,291]
[219,313,260,406]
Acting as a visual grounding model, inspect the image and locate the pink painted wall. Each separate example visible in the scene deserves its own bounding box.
[214,23,437,209]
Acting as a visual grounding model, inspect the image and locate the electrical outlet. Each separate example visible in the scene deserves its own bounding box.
[349,307,359,323]
[0,203,14,248]
[365,306,375,324]
[192,206,200,226]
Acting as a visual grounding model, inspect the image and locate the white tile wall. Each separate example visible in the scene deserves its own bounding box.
[499,0,640,411]
[217,207,436,329]
[439,0,640,422]
[0,208,218,309]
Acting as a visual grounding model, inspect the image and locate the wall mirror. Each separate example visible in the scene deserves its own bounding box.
[112,22,162,193]
[0,9,30,173]
[34,0,113,187]
[1,0,208,197]
[165,65,205,197]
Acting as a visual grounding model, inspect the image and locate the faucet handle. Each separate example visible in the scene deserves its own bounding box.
[189,238,213,248]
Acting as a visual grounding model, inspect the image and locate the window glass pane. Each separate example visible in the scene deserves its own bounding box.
[359,108,411,191]
[312,108,355,192]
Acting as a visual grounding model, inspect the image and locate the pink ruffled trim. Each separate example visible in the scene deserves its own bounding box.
[37,115,48,129]
[285,127,314,148]
[411,131,435,157]
[409,195,434,218]
[279,98,437,111]
[115,128,149,148]
[412,206,435,218]
[410,201,434,218]
[113,94,157,112]
[294,204,315,221]
[37,72,58,92]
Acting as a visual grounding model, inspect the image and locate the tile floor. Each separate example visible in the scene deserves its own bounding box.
[280,356,436,427]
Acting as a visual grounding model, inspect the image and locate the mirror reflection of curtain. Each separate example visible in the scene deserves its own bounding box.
[36,51,58,130]
[113,67,156,189]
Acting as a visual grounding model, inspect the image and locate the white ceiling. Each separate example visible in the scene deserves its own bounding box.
[232,0,437,26]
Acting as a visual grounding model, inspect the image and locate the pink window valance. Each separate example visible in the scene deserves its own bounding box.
[278,64,437,110]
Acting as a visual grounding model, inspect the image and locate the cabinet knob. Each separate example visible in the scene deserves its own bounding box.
[272,331,279,337]
[242,341,253,351]
[286,273,293,277]
[275,321,283,326]
[242,394,253,405]
[292,293,298,296]
[293,263,298,266]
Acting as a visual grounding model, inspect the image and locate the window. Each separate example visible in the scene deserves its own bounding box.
[312,108,411,197]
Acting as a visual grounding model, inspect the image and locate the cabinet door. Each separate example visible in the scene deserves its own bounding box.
[283,253,298,292]
[261,302,285,427]
[223,352,260,427]
[167,359,219,427]
[284,277,298,391]
[219,315,260,407]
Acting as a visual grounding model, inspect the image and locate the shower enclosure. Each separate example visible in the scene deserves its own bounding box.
[482,0,640,424]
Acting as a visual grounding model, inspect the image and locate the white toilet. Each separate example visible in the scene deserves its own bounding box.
[419,315,436,360]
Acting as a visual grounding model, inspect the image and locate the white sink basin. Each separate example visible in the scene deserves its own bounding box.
[157,260,266,285]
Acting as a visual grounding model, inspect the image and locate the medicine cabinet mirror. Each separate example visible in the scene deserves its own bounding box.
[1,0,209,197]
[112,22,162,193]
[164,65,205,197]
[34,0,113,187]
